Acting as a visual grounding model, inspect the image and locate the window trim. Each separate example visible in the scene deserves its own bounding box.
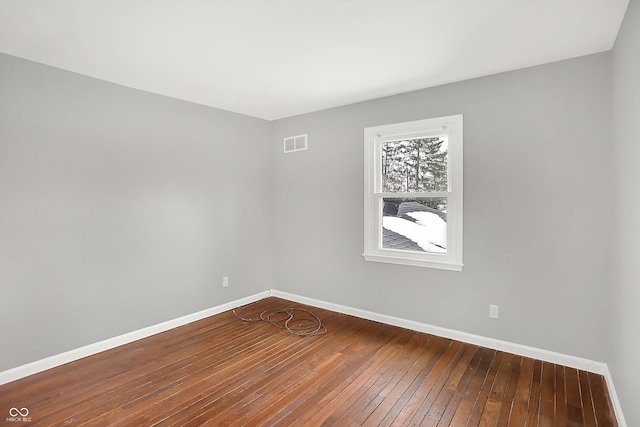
[363,115,463,271]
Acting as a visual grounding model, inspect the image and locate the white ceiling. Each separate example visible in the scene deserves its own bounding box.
[0,0,629,120]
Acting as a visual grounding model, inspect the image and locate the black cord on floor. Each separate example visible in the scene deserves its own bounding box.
[233,307,327,337]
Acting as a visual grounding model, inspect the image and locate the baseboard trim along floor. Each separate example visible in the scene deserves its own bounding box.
[0,288,627,426]
[268,289,627,427]
[0,291,270,386]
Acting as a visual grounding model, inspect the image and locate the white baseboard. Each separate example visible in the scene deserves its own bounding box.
[270,289,627,427]
[269,290,606,373]
[602,365,628,427]
[0,288,626,426]
[0,291,270,386]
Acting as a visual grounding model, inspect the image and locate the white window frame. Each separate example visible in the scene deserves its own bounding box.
[363,115,463,271]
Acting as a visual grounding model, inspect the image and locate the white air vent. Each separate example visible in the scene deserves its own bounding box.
[283,134,308,153]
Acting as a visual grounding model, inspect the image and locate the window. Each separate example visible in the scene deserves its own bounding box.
[363,115,463,270]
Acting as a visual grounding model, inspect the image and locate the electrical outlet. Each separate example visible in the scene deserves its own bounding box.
[489,304,499,319]
[222,276,229,287]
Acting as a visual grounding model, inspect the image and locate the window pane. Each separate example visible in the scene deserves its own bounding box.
[382,198,447,254]
[381,137,448,192]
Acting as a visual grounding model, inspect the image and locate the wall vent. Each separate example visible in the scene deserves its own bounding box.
[284,134,308,153]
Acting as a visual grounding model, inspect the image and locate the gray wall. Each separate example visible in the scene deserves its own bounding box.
[1,17,637,423]
[272,53,614,363]
[0,54,274,370]
[611,0,640,425]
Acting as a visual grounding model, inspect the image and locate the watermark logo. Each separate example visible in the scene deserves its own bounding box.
[7,407,31,423]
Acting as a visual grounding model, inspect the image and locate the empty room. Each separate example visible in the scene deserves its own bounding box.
[0,0,638,425]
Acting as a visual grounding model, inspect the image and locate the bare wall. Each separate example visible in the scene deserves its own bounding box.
[611,0,640,424]
[0,54,274,370]
[272,52,613,363]
[1,41,627,409]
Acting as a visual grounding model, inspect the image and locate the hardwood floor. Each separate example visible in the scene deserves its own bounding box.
[0,297,618,426]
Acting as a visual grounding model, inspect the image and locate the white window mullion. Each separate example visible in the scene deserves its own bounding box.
[376,191,451,198]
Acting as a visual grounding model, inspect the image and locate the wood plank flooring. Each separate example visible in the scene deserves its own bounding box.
[0,297,618,426]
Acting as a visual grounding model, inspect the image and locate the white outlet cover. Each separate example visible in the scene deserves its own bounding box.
[489,304,499,319]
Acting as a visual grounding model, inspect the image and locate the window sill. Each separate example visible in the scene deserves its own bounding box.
[363,253,463,271]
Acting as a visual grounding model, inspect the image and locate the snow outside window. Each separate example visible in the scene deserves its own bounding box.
[363,115,463,270]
